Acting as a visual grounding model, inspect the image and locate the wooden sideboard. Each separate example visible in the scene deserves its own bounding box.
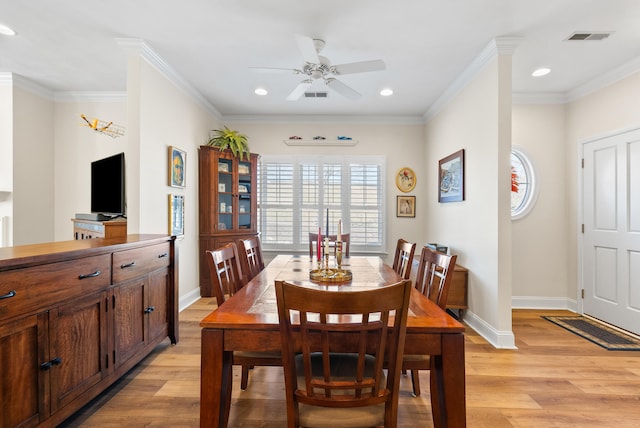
[410,257,468,316]
[0,234,178,428]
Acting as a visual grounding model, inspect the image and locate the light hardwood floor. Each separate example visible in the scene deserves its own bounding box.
[59,298,640,427]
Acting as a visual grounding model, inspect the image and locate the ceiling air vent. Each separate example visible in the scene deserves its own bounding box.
[304,92,328,98]
[567,32,612,41]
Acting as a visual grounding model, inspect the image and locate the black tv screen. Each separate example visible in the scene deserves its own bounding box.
[91,152,125,216]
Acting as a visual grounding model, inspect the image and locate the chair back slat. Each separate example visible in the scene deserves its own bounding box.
[276,279,411,427]
[414,246,458,309]
[309,232,351,258]
[205,242,244,307]
[392,239,416,279]
[238,236,265,283]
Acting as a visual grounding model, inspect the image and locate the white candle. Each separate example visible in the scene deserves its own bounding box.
[337,219,342,242]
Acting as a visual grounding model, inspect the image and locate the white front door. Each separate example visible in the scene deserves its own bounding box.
[582,128,640,335]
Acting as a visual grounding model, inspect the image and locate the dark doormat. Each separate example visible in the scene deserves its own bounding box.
[543,315,640,351]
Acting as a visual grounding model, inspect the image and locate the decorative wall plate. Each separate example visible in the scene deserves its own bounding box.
[396,167,416,193]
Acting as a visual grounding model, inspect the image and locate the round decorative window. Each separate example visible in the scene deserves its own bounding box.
[511,147,537,220]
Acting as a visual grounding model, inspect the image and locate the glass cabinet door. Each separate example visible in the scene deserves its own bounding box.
[215,156,254,232]
[238,160,252,230]
[217,158,233,231]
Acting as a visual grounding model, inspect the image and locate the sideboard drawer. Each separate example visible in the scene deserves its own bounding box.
[0,254,111,322]
[112,242,171,283]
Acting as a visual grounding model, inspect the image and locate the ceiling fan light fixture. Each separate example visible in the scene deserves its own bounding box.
[532,67,551,77]
[380,88,393,96]
[254,87,268,96]
[0,23,16,36]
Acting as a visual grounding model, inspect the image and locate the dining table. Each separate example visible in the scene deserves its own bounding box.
[199,254,466,427]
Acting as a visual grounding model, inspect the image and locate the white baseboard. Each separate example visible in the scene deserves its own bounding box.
[179,287,202,312]
[511,296,578,312]
[462,296,580,349]
[462,310,517,349]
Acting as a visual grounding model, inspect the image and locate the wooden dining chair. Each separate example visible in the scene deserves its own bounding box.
[391,238,416,280]
[238,236,265,284]
[206,242,281,390]
[275,279,412,428]
[402,246,457,397]
[308,232,350,258]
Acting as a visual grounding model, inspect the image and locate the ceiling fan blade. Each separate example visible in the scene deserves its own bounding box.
[286,80,312,101]
[249,66,301,74]
[325,78,361,100]
[294,34,320,64]
[332,59,386,75]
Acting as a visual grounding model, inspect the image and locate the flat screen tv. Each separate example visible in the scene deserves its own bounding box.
[91,152,126,217]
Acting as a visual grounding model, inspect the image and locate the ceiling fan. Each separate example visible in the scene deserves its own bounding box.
[251,34,385,101]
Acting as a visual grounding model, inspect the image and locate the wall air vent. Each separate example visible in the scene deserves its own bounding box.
[567,32,612,41]
[304,92,328,98]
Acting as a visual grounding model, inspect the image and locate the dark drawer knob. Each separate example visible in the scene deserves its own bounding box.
[78,270,101,280]
[0,290,16,300]
[40,357,62,370]
[120,261,136,269]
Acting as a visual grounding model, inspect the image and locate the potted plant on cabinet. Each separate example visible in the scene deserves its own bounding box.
[207,126,250,160]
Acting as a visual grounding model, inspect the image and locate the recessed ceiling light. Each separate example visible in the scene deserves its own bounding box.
[532,67,551,77]
[254,87,268,96]
[380,88,393,96]
[0,23,16,36]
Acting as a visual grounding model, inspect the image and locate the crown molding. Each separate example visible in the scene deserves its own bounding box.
[424,36,522,122]
[0,72,54,99]
[566,55,640,102]
[0,72,12,86]
[54,91,127,103]
[512,92,568,105]
[222,114,426,125]
[115,38,222,120]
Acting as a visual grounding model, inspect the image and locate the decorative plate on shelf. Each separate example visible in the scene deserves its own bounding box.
[396,167,416,193]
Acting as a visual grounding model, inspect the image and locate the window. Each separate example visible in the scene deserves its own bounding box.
[511,147,537,219]
[258,155,385,253]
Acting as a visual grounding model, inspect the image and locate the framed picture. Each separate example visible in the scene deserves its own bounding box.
[397,195,416,218]
[438,149,465,203]
[396,167,416,193]
[169,146,186,188]
[169,194,185,236]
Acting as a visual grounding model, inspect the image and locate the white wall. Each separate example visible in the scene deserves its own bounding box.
[51,49,221,305]
[511,104,570,308]
[232,121,425,262]
[126,54,221,303]
[13,86,54,245]
[0,79,13,246]
[424,53,514,348]
[565,71,640,304]
[54,98,128,240]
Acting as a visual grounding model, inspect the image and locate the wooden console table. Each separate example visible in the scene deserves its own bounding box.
[72,218,127,240]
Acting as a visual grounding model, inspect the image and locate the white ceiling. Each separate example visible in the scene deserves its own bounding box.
[2,0,640,119]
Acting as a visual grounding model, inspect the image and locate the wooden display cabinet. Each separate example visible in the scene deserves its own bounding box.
[198,146,260,296]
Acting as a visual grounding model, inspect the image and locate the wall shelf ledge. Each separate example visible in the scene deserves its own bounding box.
[284,139,358,146]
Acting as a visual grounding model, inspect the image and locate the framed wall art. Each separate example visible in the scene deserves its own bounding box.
[438,149,465,203]
[396,167,416,193]
[397,195,416,218]
[169,194,185,236]
[169,146,186,188]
